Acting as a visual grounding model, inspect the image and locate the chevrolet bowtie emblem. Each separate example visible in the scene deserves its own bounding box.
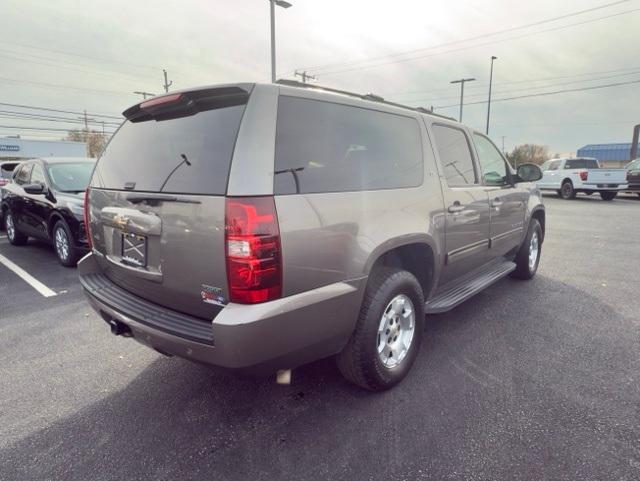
[113,215,130,229]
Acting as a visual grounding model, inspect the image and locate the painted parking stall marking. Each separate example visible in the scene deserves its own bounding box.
[0,253,57,297]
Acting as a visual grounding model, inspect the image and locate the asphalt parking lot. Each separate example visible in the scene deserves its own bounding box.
[1,194,639,481]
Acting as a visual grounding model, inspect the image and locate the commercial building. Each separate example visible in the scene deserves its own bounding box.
[576,143,640,168]
[0,137,87,161]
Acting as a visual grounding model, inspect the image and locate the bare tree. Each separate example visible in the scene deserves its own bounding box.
[506,144,549,167]
[65,129,108,158]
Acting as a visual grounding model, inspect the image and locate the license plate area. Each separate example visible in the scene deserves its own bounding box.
[121,232,148,268]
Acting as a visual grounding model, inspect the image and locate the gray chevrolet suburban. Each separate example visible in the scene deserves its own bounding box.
[79,81,545,391]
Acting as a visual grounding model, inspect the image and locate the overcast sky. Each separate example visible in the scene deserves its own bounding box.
[2,0,639,154]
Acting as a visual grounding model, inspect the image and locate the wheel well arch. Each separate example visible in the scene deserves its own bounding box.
[530,208,545,242]
[47,211,65,237]
[368,242,436,299]
[561,177,573,185]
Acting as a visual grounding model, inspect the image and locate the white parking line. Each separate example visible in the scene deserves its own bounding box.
[0,253,57,297]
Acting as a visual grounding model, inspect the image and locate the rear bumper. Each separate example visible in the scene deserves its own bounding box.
[78,253,365,372]
[625,183,640,192]
[579,183,628,191]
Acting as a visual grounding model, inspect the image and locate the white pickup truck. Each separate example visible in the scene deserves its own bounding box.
[538,157,628,200]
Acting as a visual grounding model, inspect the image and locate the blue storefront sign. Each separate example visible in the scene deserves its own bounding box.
[0,144,20,152]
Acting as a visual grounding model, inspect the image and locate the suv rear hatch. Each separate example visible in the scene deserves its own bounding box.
[87,84,252,319]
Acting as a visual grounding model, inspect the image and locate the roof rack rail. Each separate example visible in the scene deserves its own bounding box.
[275,79,456,121]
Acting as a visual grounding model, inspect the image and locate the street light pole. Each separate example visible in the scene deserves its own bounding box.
[450,77,476,122]
[486,56,497,134]
[269,0,292,83]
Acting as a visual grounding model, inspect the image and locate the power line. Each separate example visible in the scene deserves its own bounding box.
[0,102,122,120]
[0,76,133,97]
[385,65,640,97]
[297,0,632,74]
[308,7,640,77]
[433,78,640,109]
[0,125,117,133]
[0,40,159,70]
[0,109,120,125]
[401,69,640,103]
[0,113,120,127]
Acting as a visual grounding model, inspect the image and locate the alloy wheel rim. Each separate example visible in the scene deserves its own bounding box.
[377,294,416,369]
[6,214,15,240]
[55,227,69,260]
[562,184,571,197]
[529,232,539,271]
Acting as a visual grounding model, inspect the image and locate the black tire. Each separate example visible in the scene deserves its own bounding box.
[637,193,640,199]
[337,267,425,391]
[511,218,542,280]
[599,191,617,201]
[560,181,576,199]
[53,220,80,267]
[4,209,28,245]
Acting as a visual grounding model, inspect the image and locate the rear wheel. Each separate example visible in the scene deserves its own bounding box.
[600,191,617,201]
[53,220,79,267]
[560,181,576,199]
[511,218,542,280]
[5,210,28,245]
[337,267,425,391]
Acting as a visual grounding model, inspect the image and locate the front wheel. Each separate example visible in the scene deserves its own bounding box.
[337,267,425,391]
[511,218,542,280]
[599,191,617,201]
[53,220,80,267]
[5,210,28,245]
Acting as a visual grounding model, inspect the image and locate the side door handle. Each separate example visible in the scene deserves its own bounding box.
[491,197,503,208]
[448,202,465,213]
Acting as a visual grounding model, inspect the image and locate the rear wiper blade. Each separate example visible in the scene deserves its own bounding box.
[126,194,201,204]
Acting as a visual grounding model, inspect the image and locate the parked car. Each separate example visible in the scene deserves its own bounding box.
[538,157,628,200]
[0,160,23,228]
[1,157,95,266]
[625,158,640,197]
[78,82,545,391]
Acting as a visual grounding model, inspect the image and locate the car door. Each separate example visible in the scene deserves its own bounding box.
[472,133,527,260]
[430,123,490,286]
[540,159,561,188]
[9,162,33,231]
[24,163,51,239]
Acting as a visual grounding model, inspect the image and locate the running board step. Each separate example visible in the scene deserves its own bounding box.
[425,260,516,314]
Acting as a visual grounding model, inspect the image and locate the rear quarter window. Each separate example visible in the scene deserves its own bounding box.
[274,96,423,194]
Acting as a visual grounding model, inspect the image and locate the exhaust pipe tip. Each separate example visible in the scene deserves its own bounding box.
[101,312,132,337]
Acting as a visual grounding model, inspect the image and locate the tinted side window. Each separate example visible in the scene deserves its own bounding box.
[31,165,47,185]
[548,160,561,171]
[14,164,32,185]
[274,97,423,194]
[473,134,508,185]
[432,125,477,186]
[565,158,585,169]
[584,158,599,169]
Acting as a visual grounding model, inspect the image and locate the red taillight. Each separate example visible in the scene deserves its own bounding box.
[579,170,588,181]
[225,196,282,304]
[83,187,93,250]
[0,179,7,187]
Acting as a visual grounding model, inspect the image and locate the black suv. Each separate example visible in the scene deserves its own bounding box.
[1,157,95,266]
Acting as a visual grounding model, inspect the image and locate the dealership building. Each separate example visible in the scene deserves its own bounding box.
[576,143,640,168]
[0,137,87,161]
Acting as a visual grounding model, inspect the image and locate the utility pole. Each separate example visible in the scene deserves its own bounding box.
[163,69,173,93]
[134,91,156,100]
[295,70,316,83]
[501,136,506,154]
[77,110,95,132]
[450,77,476,122]
[486,56,497,135]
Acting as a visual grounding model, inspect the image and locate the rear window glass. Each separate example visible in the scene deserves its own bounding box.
[274,96,423,194]
[565,158,598,169]
[92,104,246,195]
